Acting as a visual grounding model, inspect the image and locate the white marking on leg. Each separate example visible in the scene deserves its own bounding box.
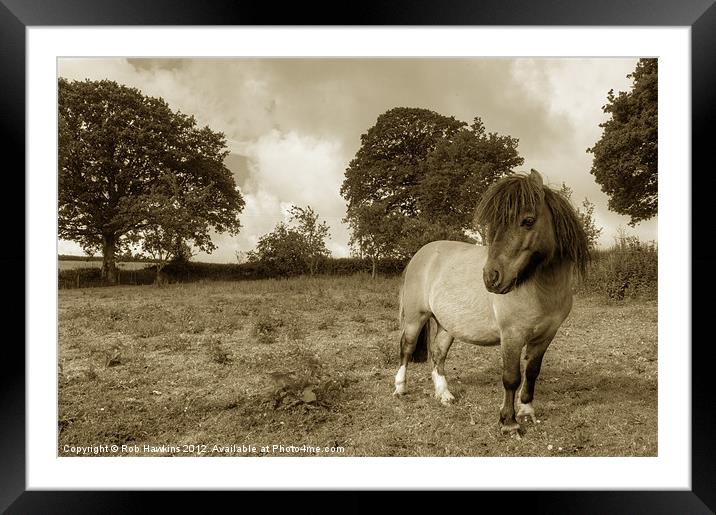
[516,402,536,423]
[393,365,406,396]
[431,369,455,405]
[431,369,446,394]
[395,365,406,385]
[515,371,536,423]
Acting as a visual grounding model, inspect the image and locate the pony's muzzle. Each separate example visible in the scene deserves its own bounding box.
[483,266,501,292]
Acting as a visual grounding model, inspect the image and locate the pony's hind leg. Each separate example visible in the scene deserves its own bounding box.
[430,322,455,405]
[393,339,409,396]
[393,315,429,397]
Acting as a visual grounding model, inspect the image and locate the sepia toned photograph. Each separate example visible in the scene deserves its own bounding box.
[57,57,658,458]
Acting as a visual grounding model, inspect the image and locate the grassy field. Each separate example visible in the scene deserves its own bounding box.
[58,275,657,457]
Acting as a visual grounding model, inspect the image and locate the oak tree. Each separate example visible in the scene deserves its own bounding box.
[342,107,523,261]
[58,78,244,283]
[587,58,657,225]
[341,107,466,217]
[417,118,522,232]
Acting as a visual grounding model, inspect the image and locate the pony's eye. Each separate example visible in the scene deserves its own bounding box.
[521,217,536,228]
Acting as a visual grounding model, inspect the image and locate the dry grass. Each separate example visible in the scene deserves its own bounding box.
[58,275,657,457]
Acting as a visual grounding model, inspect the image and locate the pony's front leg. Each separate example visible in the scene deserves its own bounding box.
[430,324,455,405]
[499,336,524,435]
[516,334,555,424]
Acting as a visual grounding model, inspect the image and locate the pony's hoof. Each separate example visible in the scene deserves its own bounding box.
[393,384,406,397]
[516,403,537,424]
[500,422,521,436]
[436,390,455,405]
[518,414,537,424]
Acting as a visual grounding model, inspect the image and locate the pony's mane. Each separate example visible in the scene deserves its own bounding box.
[475,174,544,239]
[542,188,590,276]
[475,173,590,276]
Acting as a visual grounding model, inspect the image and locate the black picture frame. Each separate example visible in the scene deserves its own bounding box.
[3,1,713,513]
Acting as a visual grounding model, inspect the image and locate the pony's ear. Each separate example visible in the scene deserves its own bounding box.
[529,169,543,188]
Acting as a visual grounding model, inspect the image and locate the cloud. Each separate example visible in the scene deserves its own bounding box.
[244,130,345,207]
[227,130,350,260]
[197,130,351,262]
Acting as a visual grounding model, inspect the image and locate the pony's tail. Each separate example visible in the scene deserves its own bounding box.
[398,281,429,363]
[412,321,430,363]
[398,283,406,360]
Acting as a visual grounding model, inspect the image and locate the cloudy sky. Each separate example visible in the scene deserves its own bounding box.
[58,58,657,263]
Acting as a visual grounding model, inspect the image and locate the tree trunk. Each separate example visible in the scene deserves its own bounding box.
[155,262,168,287]
[101,234,118,285]
[371,256,377,280]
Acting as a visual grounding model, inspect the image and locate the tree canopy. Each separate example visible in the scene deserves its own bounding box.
[341,107,523,261]
[341,107,466,217]
[287,205,331,275]
[247,222,308,277]
[247,205,331,277]
[58,78,245,283]
[418,118,523,231]
[587,58,657,225]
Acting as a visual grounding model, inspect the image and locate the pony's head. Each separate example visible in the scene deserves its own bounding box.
[474,170,589,294]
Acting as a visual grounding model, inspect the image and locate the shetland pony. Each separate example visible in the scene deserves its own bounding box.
[393,170,588,435]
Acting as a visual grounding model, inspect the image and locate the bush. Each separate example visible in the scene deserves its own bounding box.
[205,335,232,365]
[580,236,657,300]
[312,256,406,276]
[58,266,156,289]
[250,313,284,344]
[58,256,409,289]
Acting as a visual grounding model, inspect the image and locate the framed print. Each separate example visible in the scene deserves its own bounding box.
[4,0,714,512]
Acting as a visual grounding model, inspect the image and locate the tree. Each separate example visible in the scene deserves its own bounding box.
[587,58,657,225]
[397,217,475,259]
[136,219,194,284]
[342,107,523,261]
[58,78,245,283]
[346,202,474,278]
[558,183,603,250]
[341,107,466,217]
[417,119,522,231]
[246,223,308,277]
[577,198,603,251]
[346,201,404,278]
[247,206,331,277]
[288,205,331,275]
